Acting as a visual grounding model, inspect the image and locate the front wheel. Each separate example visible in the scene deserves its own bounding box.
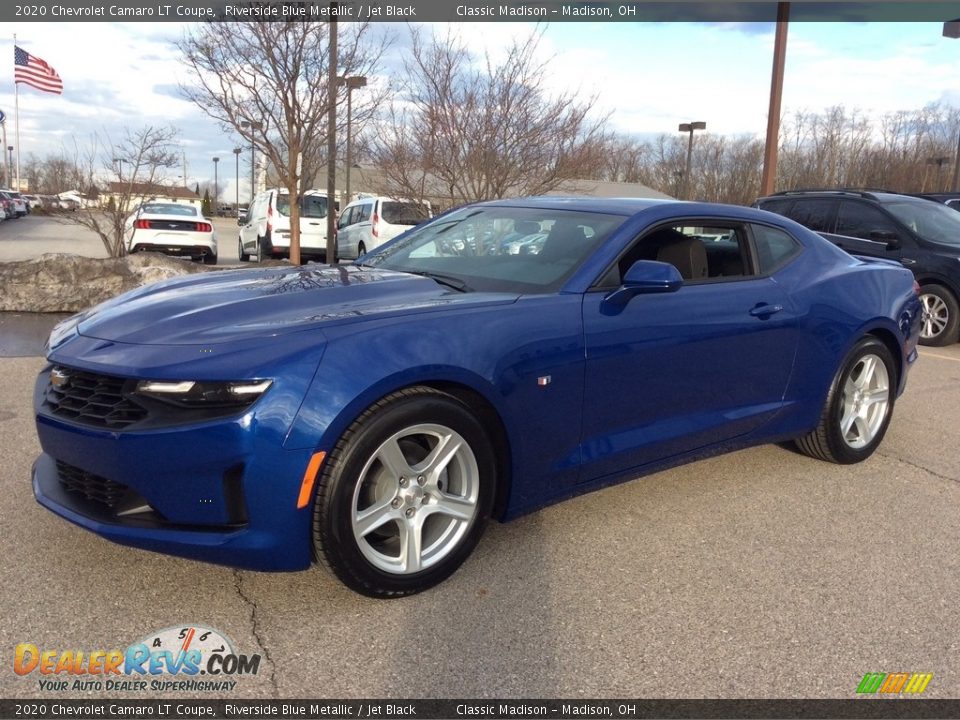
[238,237,250,262]
[312,387,495,597]
[795,337,896,464]
[918,284,959,346]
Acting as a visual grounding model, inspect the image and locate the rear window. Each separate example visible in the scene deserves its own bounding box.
[141,204,198,217]
[381,201,430,225]
[276,194,328,219]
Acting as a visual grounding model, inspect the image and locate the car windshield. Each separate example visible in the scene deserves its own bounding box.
[360,206,626,293]
[381,201,430,225]
[276,193,328,219]
[884,200,960,247]
[141,204,198,217]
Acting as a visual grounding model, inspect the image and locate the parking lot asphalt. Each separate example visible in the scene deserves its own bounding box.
[2,345,959,700]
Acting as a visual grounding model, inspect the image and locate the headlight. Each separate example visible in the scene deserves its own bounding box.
[135,379,273,409]
[46,313,86,353]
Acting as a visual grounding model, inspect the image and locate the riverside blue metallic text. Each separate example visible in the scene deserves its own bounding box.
[33,197,922,596]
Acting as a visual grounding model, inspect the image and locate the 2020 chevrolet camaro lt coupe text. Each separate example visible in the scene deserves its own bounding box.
[33,198,922,597]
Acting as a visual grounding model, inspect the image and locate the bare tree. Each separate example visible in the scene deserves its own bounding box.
[60,126,180,258]
[376,26,609,205]
[179,21,385,265]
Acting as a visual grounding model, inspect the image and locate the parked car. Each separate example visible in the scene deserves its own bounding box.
[755,189,960,346]
[22,194,42,211]
[0,192,11,220]
[238,189,329,262]
[1,190,27,217]
[909,192,960,211]
[337,195,432,259]
[33,197,920,597]
[125,202,217,264]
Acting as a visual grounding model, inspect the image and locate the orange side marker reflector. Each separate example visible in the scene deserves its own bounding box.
[297,451,327,509]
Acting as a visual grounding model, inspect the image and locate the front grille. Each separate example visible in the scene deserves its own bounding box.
[44,366,148,429]
[56,460,131,508]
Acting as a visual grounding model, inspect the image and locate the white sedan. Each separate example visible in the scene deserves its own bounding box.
[125,203,217,265]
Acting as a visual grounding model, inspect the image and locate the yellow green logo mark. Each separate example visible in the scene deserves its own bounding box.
[856,672,933,695]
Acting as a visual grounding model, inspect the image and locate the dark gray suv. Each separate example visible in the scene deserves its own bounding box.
[755,189,960,346]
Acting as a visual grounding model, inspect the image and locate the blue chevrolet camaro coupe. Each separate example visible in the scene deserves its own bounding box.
[34,197,921,596]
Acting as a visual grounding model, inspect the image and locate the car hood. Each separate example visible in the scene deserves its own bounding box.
[76,265,518,345]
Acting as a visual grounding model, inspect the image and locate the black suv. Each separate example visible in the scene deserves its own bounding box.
[755,189,960,346]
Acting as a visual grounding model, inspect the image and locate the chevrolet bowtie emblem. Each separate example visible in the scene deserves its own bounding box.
[50,368,70,388]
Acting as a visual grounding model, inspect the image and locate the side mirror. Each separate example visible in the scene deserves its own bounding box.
[237,215,246,226]
[602,260,683,310]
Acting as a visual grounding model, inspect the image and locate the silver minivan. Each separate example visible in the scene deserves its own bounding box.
[336,196,432,260]
[238,189,330,262]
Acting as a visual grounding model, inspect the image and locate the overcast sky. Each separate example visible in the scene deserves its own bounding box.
[2,20,959,201]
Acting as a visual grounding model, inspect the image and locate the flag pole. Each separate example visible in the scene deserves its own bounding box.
[13,32,20,191]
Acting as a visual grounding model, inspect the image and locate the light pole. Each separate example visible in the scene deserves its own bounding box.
[239,120,263,202]
[7,146,14,184]
[678,121,706,200]
[233,147,242,215]
[943,20,960,191]
[338,75,367,203]
[212,156,220,212]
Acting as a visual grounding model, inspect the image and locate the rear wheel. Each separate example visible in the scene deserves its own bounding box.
[357,241,367,258]
[312,387,495,597]
[202,252,218,266]
[795,337,895,464]
[256,235,266,263]
[918,284,959,346]
[238,237,250,262]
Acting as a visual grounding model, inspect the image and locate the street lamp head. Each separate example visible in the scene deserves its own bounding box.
[233,147,242,155]
[213,156,220,163]
[679,121,707,132]
[338,75,368,90]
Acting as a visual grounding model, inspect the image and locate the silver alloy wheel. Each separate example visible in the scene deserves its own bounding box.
[839,352,890,449]
[350,423,480,575]
[920,292,949,340]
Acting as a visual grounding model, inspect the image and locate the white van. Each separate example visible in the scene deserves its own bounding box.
[238,189,331,262]
[336,196,432,260]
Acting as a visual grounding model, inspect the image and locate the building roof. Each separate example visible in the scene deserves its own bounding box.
[105,182,201,200]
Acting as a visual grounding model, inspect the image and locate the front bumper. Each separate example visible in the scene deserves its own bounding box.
[33,388,315,572]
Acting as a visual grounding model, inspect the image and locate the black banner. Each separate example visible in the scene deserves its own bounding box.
[3,699,960,719]
[3,0,960,23]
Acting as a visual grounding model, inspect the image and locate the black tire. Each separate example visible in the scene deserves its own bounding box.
[238,237,250,262]
[312,387,496,597]
[202,253,218,266]
[918,284,959,346]
[357,241,366,258]
[795,336,896,464]
[256,235,266,263]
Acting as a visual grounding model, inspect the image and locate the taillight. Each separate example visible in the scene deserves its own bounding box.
[196,222,212,233]
[371,211,379,238]
[267,204,273,234]
[913,280,921,296]
[134,219,151,229]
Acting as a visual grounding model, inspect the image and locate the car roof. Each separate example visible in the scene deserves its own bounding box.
[461,196,682,216]
[756,189,926,205]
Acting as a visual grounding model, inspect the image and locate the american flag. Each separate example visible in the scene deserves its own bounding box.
[14,45,63,95]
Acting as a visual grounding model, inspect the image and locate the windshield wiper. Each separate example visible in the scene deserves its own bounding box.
[404,270,472,293]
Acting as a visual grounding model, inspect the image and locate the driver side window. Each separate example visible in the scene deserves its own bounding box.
[601,222,754,287]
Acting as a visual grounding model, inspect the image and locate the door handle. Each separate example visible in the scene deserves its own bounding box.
[900,258,916,266]
[749,303,784,318]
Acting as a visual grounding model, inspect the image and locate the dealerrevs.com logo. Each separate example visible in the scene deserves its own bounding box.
[13,625,260,693]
